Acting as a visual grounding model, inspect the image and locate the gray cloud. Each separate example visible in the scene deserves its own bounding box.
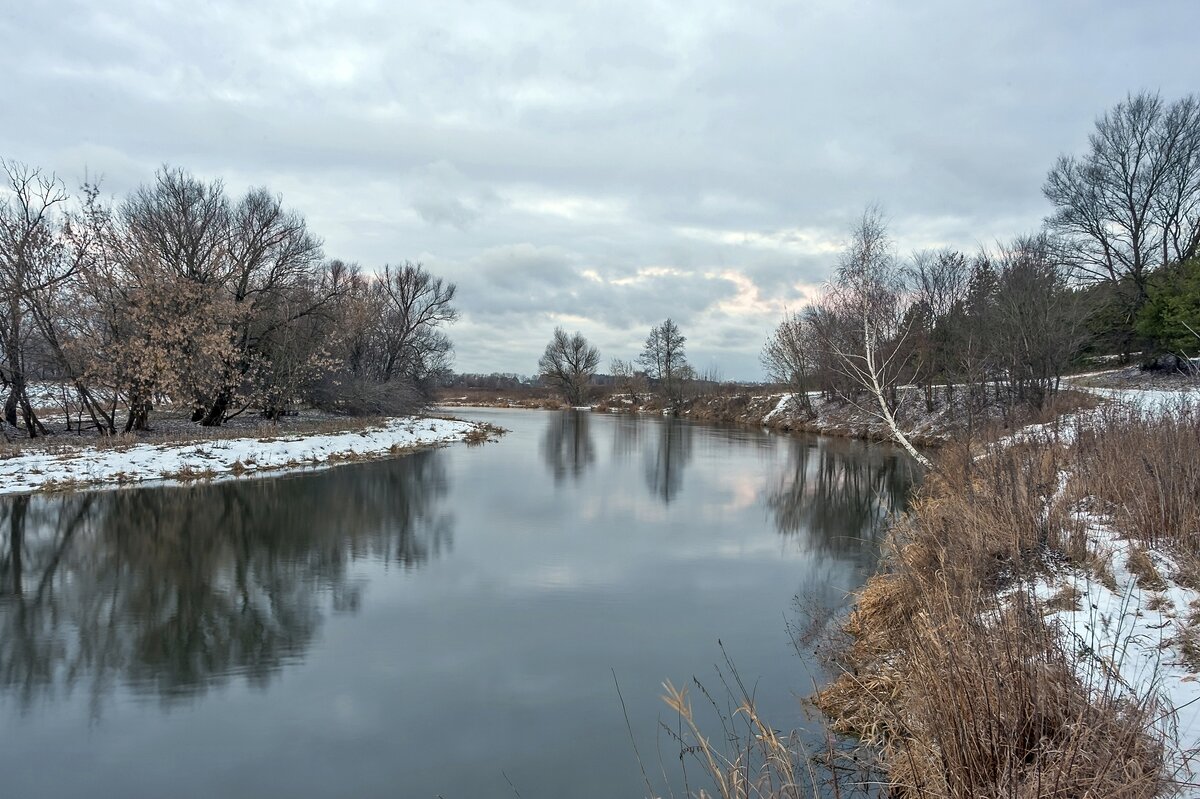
[1,0,1195,378]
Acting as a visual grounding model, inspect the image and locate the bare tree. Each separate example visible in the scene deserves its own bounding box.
[822,207,932,468]
[982,235,1087,410]
[195,186,326,425]
[538,327,599,405]
[375,262,457,391]
[639,318,689,403]
[1044,91,1200,350]
[761,310,815,415]
[904,248,973,411]
[113,167,238,429]
[609,357,645,404]
[0,160,79,436]
[19,181,118,434]
[315,261,457,414]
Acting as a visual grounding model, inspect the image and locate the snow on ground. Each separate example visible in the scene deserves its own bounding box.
[761,392,796,423]
[1084,385,1200,410]
[990,379,1200,450]
[987,377,1200,785]
[1017,519,1200,783]
[0,416,480,496]
[22,381,74,409]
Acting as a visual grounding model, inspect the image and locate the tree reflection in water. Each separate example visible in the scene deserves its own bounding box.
[610,414,643,460]
[0,450,451,710]
[644,418,693,504]
[767,437,917,554]
[540,410,595,482]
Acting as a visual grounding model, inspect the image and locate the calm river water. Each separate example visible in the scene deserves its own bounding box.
[0,408,916,798]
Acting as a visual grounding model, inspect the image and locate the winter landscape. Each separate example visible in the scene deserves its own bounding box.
[3,3,1200,798]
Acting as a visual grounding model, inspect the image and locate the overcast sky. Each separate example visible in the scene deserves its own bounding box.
[2,1,1196,379]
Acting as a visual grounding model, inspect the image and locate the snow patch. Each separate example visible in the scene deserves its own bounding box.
[0,416,480,496]
[761,393,795,423]
[1086,386,1199,410]
[1015,519,1200,782]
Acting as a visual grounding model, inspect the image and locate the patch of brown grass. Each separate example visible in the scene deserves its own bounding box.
[1127,546,1168,592]
[812,441,1166,799]
[463,422,506,446]
[1068,398,1200,557]
[159,465,218,482]
[1045,584,1085,613]
[1172,621,1200,673]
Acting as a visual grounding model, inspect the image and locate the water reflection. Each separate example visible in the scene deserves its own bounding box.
[610,413,643,460]
[0,450,450,709]
[768,437,916,554]
[0,410,920,799]
[644,418,693,504]
[540,410,595,482]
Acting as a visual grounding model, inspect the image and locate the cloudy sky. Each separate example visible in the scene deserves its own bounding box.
[2,1,1196,379]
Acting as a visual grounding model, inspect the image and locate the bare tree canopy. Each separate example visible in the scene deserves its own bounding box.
[538,327,599,405]
[1044,91,1200,302]
[0,160,79,436]
[608,358,645,404]
[818,207,932,466]
[761,311,814,414]
[639,318,690,403]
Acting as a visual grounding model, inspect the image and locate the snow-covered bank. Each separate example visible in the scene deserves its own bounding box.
[817,376,1200,795]
[674,385,1102,447]
[0,416,485,496]
[1009,384,1200,786]
[1016,520,1200,781]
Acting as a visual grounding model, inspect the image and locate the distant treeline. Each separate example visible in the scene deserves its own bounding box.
[0,164,458,437]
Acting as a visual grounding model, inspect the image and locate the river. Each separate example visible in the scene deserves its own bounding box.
[0,408,916,798]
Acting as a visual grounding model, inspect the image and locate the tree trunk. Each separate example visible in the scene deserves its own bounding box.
[3,387,16,428]
[76,383,115,436]
[125,398,151,432]
[200,392,230,427]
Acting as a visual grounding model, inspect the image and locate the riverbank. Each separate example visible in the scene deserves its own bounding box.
[0,414,498,496]
[443,385,1103,448]
[672,387,1101,446]
[811,388,1200,797]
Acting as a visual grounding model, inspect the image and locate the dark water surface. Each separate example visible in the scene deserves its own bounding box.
[0,408,916,798]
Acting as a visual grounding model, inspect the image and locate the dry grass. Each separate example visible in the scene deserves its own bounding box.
[658,436,1166,798]
[654,646,868,799]
[1127,546,1168,592]
[810,441,1167,799]
[1045,584,1085,613]
[1173,622,1200,673]
[462,422,507,446]
[660,679,824,799]
[1068,398,1200,558]
[654,395,1196,798]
